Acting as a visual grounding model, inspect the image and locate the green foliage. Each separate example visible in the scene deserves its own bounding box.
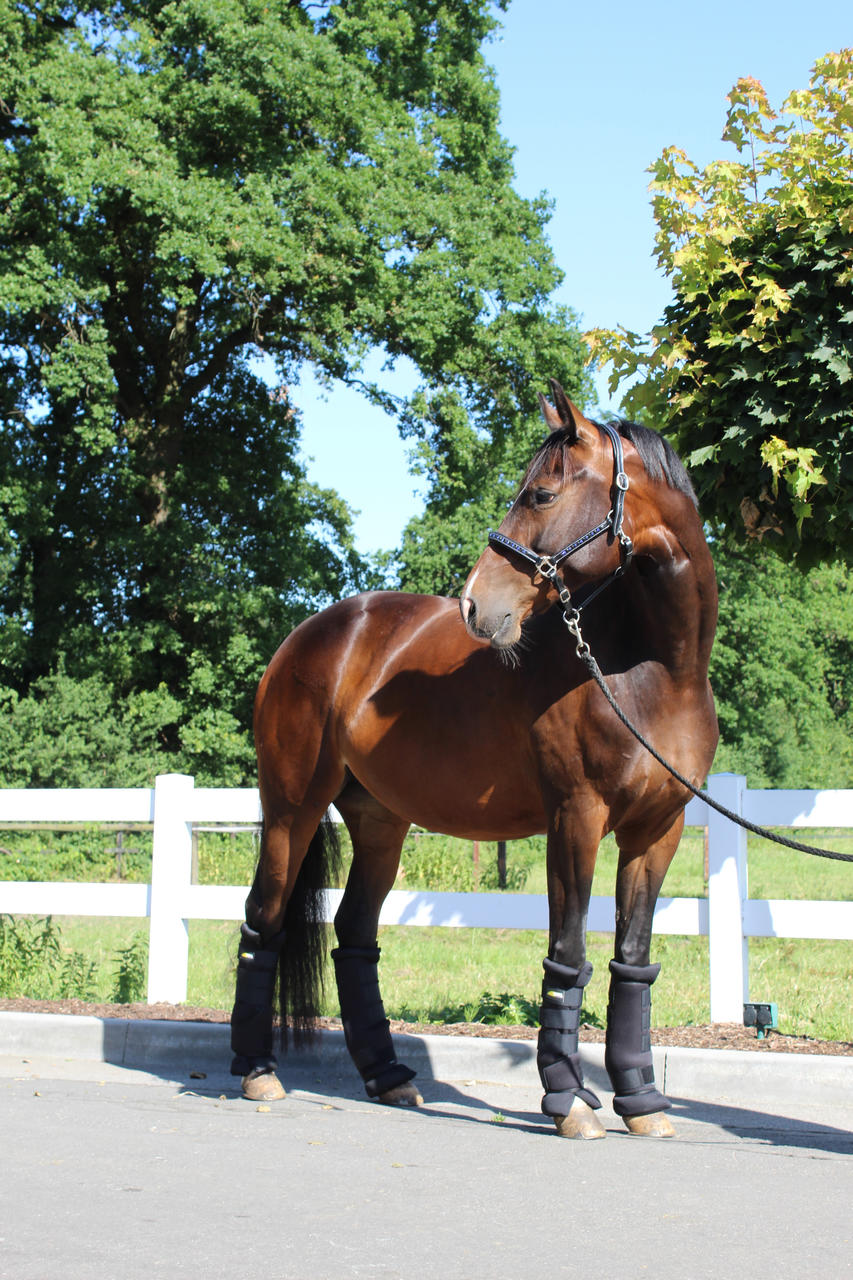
[399,832,476,891]
[0,914,98,1000]
[0,826,153,882]
[396,317,593,594]
[193,829,259,886]
[587,52,853,564]
[439,989,541,1027]
[0,668,180,789]
[710,546,853,787]
[111,931,149,1004]
[398,831,530,892]
[0,0,590,780]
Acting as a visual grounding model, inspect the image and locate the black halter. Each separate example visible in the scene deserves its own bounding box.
[487,421,634,616]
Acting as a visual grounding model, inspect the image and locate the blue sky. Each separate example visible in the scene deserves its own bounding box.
[296,1,851,554]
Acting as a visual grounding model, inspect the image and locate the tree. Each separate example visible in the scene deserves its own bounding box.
[0,0,590,781]
[587,52,853,565]
[396,310,592,594]
[710,546,853,788]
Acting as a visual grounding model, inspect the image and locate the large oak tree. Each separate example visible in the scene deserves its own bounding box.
[0,0,589,782]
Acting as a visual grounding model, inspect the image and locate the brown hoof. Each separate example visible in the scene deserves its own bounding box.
[623,1111,676,1138]
[241,1071,286,1102]
[553,1096,606,1140]
[377,1082,424,1107]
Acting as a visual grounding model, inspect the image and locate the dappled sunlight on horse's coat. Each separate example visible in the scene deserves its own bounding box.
[230,380,718,1139]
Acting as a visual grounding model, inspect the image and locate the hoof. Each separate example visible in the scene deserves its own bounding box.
[242,1071,286,1102]
[623,1111,676,1138]
[377,1082,424,1108]
[553,1096,606,1140]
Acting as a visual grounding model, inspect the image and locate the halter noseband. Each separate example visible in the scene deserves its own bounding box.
[487,421,634,617]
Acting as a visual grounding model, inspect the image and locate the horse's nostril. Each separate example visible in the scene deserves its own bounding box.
[460,595,476,626]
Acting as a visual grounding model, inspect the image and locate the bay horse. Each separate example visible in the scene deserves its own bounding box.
[230,381,718,1139]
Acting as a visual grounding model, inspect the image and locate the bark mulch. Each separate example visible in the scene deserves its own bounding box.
[1,997,850,1056]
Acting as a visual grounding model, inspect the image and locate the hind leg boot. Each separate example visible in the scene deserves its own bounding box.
[332,945,419,1104]
[230,923,287,1099]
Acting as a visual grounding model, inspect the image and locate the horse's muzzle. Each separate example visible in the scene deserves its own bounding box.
[460,594,517,648]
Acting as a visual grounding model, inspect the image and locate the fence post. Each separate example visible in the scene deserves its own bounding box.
[706,772,749,1022]
[147,773,194,1003]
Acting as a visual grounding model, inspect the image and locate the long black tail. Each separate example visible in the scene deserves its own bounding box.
[278,815,343,1049]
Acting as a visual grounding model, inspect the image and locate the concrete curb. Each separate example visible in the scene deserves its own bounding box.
[1,1011,851,1108]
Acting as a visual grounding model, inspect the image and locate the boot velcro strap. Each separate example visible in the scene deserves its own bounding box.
[541,1087,601,1116]
[609,1064,655,1094]
[234,965,277,1003]
[541,1055,583,1096]
[539,1004,581,1032]
[611,1085,672,1118]
[363,1061,417,1098]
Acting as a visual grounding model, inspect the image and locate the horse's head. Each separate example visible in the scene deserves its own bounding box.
[460,381,633,650]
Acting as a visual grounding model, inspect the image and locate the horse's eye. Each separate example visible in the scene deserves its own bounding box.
[533,488,558,507]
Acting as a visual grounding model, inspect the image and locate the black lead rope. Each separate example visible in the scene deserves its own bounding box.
[564,613,853,865]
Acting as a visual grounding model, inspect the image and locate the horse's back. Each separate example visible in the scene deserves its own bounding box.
[258,590,464,694]
[255,590,547,837]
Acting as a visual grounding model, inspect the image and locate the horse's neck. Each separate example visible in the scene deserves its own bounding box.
[587,520,716,683]
[625,521,716,678]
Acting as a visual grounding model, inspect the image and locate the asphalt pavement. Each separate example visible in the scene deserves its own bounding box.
[1,1013,851,1280]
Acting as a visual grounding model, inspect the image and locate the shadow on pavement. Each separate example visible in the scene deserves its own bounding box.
[668,1096,853,1153]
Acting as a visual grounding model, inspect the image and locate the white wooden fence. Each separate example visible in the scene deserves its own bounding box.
[1,772,851,1021]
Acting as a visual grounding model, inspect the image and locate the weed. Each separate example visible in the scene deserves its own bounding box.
[0,914,98,1000]
[111,931,149,1003]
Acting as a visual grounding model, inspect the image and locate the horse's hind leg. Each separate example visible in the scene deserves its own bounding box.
[607,816,684,1137]
[333,782,422,1107]
[231,806,339,1101]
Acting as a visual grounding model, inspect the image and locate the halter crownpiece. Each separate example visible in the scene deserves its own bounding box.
[487,421,634,616]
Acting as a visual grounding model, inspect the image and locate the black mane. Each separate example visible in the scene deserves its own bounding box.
[611,419,697,506]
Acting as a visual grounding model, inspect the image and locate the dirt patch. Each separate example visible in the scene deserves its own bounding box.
[1,996,850,1056]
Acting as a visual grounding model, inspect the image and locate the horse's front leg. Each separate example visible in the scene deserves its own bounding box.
[608,815,684,1137]
[333,788,422,1108]
[539,800,607,1140]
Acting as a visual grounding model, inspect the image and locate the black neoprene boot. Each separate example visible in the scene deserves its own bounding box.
[332,945,417,1098]
[537,957,601,1117]
[230,923,284,1077]
[605,959,671,1117]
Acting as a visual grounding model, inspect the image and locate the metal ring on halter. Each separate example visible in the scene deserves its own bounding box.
[535,556,559,581]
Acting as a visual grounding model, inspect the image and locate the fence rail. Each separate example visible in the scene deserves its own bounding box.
[1,773,851,1020]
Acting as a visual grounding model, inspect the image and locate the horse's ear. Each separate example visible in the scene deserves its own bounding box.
[538,379,588,443]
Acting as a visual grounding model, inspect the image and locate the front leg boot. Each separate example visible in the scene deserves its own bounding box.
[538,958,603,1137]
[605,959,673,1131]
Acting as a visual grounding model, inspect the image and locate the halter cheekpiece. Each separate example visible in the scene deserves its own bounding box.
[487,421,634,624]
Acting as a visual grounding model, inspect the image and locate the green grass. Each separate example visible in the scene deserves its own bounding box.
[20,914,850,1044]
[4,822,851,901]
[3,823,851,1041]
